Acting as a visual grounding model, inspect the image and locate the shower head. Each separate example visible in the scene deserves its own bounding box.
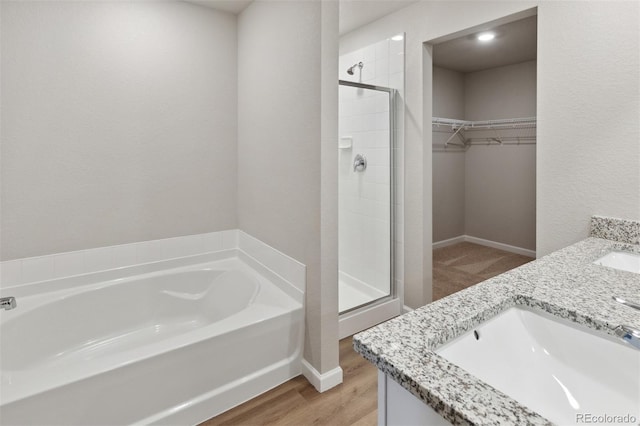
[347,62,363,75]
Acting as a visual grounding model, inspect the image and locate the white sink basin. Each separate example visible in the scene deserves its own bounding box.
[594,251,640,273]
[437,307,640,425]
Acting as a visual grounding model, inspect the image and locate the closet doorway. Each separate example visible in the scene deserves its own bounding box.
[430,14,537,301]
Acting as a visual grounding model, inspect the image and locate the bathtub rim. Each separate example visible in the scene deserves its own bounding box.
[0,249,304,305]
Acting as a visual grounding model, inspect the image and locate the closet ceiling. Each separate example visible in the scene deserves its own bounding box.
[433,16,537,73]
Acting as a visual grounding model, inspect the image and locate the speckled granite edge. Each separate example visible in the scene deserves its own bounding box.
[354,333,551,425]
[353,236,640,425]
[590,215,640,244]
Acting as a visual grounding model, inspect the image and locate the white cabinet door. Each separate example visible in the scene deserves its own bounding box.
[379,371,450,426]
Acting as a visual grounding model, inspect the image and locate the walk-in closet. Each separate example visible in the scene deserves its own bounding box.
[431,15,537,300]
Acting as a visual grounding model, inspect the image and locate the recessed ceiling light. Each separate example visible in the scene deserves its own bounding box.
[391,35,403,41]
[477,32,495,42]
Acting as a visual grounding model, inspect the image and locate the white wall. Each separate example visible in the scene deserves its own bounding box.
[341,1,640,308]
[237,1,339,379]
[537,1,640,255]
[319,0,340,382]
[0,1,238,260]
[338,35,404,297]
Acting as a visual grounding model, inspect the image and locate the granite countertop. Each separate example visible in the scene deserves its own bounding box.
[353,216,640,425]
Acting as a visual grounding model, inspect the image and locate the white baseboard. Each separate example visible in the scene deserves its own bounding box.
[463,235,536,258]
[433,235,535,258]
[402,305,413,314]
[301,359,343,393]
[432,235,465,250]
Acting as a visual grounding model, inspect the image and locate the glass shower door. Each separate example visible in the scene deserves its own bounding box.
[338,80,394,314]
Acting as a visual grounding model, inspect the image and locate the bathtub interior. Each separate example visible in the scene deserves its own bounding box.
[0,249,304,424]
[2,260,276,371]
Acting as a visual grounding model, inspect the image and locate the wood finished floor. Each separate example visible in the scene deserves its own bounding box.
[200,337,377,426]
[433,242,534,301]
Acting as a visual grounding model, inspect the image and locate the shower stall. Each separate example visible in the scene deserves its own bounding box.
[338,79,398,336]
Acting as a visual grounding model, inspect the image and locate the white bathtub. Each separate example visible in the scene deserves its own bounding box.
[0,252,304,425]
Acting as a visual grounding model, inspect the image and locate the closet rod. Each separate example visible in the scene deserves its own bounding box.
[466,136,536,143]
[433,138,536,152]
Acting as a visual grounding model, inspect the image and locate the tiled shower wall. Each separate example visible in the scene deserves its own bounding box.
[338,35,404,296]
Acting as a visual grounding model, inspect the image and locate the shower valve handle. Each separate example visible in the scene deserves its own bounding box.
[353,154,367,172]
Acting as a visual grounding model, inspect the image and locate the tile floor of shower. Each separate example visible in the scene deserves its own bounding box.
[201,242,532,425]
[338,271,387,313]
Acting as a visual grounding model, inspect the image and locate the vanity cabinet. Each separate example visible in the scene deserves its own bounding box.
[378,371,449,425]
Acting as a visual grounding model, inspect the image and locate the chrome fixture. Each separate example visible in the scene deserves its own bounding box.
[353,154,367,172]
[614,324,640,350]
[0,296,16,311]
[347,62,363,75]
[613,296,640,311]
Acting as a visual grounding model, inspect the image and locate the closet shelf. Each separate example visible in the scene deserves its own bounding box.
[432,116,536,148]
[432,116,536,129]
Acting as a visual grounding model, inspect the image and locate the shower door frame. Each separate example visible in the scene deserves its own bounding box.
[338,79,397,314]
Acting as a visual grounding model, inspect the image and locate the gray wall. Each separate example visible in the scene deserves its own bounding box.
[237,1,339,375]
[464,61,536,251]
[432,66,465,242]
[432,61,536,251]
[464,61,536,120]
[0,1,238,260]
[433,67,466,119]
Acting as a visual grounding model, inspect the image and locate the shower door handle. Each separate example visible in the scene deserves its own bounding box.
[353,154,367,172]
